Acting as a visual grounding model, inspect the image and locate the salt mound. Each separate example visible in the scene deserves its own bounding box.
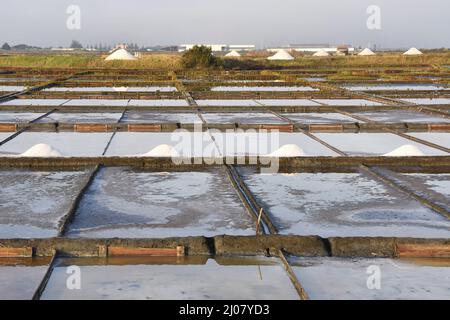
[267,50,294,61]
[383,145,425,157]
[403,47,423,56]
[141,144,179,157]
[20,144,63,157]
[105,49,138,61]
[358,48,376,56]
[267,144,306,157]
[225,50,241,57]
[313,49,330,57]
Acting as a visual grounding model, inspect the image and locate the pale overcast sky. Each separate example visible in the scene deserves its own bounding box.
[1,0,449,48]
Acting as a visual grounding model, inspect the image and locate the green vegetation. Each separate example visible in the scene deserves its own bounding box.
[181,45,220,69]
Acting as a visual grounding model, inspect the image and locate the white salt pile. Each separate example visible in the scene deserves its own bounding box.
[358,48,376,56]
[225,50,241,58]
[267,144,306,157]
[141,144,179,157]
[20,144,63,157]
[313,49,330,57]
[403,48,423,56]
[383,145,425,157]
[267,50,295,61]
[105,49,138,61]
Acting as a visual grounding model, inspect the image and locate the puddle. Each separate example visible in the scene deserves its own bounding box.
[66,167,255,238]
[121,111,202,124]
[399,98,450,105]
[105,132,217,157]
[41,256,298,300]
[238,168,450,238]
[353,110,450,123]
[0,169,90,238]
[314,133,448,156]
[211,86,318,92]
[210,132,338,157]
[283,112,359,124]
[290,257,450,300]
[0,132,113,157]
[407,133,450,149]
[313,99,383,106]
[0,112,45,123]
[38,112,122,123]
[43,86,177,92]
[344,84,449,91]
[202,112,287,124]
[0,257,50,300]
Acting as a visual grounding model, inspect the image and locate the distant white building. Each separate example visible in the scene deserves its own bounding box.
[179,44,255,52]
[268,44,355,54]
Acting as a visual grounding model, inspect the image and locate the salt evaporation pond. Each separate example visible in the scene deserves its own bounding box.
[291,257,450,300]
[0,132,113,157]
[0,258,50,300]
[121,111,202,124]
[210,132,338,157]
[400,98,450,105]
[66,167,255,238]
[0,112,45,123]
[0,86,27,92]
[105,132,217,157]
[38,112,122,123]
[344,84,449,91]
[284,112,359,124]
[211,86,318,92]
[353,110,450,123]
[0,99,70,106]
[202,112,287,124]
[238,168,450,238]
[0,169,90,238]
[256,99,321,107]
[407,133,450,149]
[41,256,298,300]
[314,133,448,156]
[312,99,383,106]
[43,86,177,92]
[197,100,261,107]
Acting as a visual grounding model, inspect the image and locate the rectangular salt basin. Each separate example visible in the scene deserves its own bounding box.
[210,132,338,157]
[128,100,189,107]
[291,257,450,300]
[256,99,320,106]
[312,99,383,106]
[0,99,70,106]
[42,256,298,300]
[344,84,449,91]
[400,98,450,105]
[0,169,89,238]
[0,132,113,157]
[283,112,359,124]
[202,112,287,124]
[64,99,130,107]
[0,112,45,123]
[197,100,261,107]
[211,86,318,92]
[43,86,177,92]
[121,111,202,124]
[0,258,50,300]
[238,169,450,238]
[0,85,26,92]
[66,167,255,238]
[105,132,218,157]
[407,133,450,149]
[353,110,450,123]
[38,112,122,123]
[315,133,448,156]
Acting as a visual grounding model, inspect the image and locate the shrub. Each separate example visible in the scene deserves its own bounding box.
[181,45,220,69]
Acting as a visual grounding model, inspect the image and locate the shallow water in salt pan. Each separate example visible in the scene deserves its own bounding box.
[67,167,254,238]
[283,112,358,124]
[353,110,449,123]
[202,112,287,124]
[0,112,45,123]
[238,169,450,238]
